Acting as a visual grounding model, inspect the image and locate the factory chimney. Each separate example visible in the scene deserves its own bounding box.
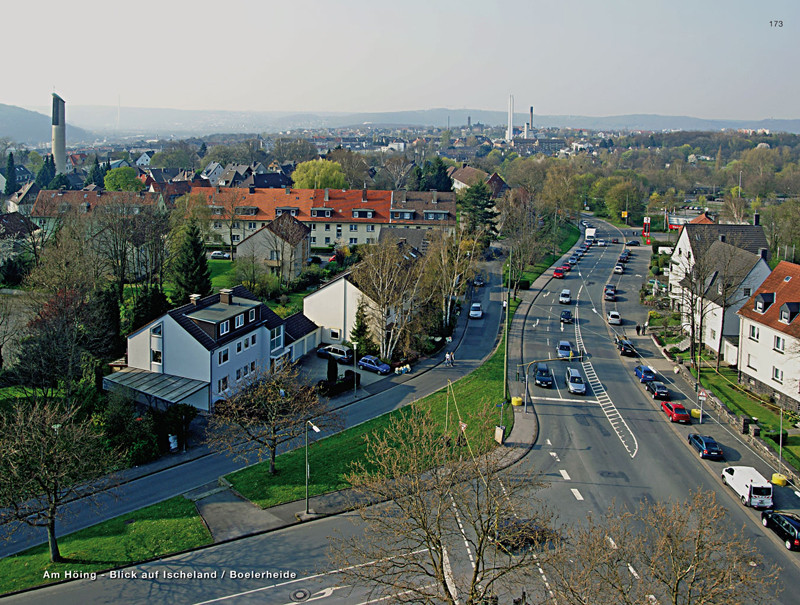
[51,93,66,174]
[506,94,514,142]
[530,106,534,130]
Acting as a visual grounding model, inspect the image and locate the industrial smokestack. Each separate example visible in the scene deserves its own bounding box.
[506,94,514,142]
[530,106,534,130]
[51,93,66,174]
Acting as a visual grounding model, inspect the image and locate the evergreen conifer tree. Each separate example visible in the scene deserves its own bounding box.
[4,152,18,195]
[198,142,207,158]
[350,299,375,355]
[461,180,498,239]
[35,155,56,188]
[170,220,212,306]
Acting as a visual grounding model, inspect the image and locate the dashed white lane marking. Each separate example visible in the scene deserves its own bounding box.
[549,452,561,462]
[628,564,640,579]
[449,495,475,569]
[606,535,617,549]
[559,469,571,481]
[546,439,552,446]
[571,488,584,501]
[795,491,800,499]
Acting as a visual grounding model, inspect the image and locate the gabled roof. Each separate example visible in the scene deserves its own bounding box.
[378,226,431,255]
[700,241,764,305]
[688,212,715,225]
[167,285,283,351]
[31,189,166,218]
[449,165,488,187]
[738,261,800,338]
[266,212,311,246]
[682,224,769,260]
[0,212,36,238]
[283,312,319,344]
[7,181,39,205]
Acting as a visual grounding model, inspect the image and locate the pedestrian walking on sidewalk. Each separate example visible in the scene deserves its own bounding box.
[450,352,456,366]
[444,352,452,367]
[635,324,640,336]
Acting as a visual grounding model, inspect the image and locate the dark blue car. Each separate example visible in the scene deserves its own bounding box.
[357,355,391,375]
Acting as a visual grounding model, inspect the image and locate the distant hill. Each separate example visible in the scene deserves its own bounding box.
[0,103,93,145]
[11,103,800,139]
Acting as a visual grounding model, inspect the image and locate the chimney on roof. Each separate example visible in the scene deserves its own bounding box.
[753,213,760,226]
[362,187,367,202]
[718,234,726,243]
[390,190,394,204]
[432,191,438,204]
[249,185,255,194]
[759,248,768,260]
[285,186,291,195]
[219,288,233,305]
[324,188,329,201]
[189,294,201,306]
[216,186,220,193]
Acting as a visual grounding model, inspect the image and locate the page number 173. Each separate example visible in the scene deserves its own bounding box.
[769,20,783,27]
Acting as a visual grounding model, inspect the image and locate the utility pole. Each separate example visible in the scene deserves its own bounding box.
[503,246,511,402]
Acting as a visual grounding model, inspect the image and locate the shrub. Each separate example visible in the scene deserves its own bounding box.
[518,279,531,290]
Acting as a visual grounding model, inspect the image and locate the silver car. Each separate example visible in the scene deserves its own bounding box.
[565,367,586,395]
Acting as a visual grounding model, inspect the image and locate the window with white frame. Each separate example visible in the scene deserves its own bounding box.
[217,376,228,392]
[151,324,162,336]
[250,361,256,372]
[218,348,229,364]
[236,368,242,380]
[710,329,716,340]
[248,222,257,230]
[151,350,162,363]
[325,237,331,244]
[236,341,242,353]
[744,288,751,297]
[235,314,244,329]
[309,223,316,230]
[232,234,240,242]
[213,221,221,229]
[349,238,357,245]
[748,325,759,341]
[220,320,230,336]
[270,327,282,351]
[350,224,357,231]
[324,224,331,231]
[781,309,790,323]
[310,236,316,244]
[366,225,375,232]
[249,308,255,321]
[773,367,784,384]
[775,335,785,352]
[270,250,280,261]
[330,328,340,340]
[232,221,240,229]
[251,334,257,345]
[746,354,756,370]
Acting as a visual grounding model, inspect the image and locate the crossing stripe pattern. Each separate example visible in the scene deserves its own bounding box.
[573,292,639,459]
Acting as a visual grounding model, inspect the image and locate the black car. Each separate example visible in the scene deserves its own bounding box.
[687,434,724,460]
[534,363,554,388]
[626,240,640,246]
[617,338,636,356]
[560,310,573,323]
[604,290,616,301]
[645,380,670,400]
[473,274,485,287]
[761,510,800,550]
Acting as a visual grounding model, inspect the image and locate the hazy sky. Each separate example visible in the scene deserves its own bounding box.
[6,0,798,119]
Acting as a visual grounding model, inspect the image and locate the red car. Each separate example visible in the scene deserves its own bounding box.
[553,268,565,279]
[560,264,571,272]
[661,401,691,424]
[612,238,620,244]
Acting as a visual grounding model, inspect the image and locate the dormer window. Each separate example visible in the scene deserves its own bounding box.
[311,208,332,218]
[220,320,230,336]
[249,308,256,321]
[781,309,790,322]
[755,301,763,312]
[754,292,774,314]
[779,302,799,324]
[235,314,244,329]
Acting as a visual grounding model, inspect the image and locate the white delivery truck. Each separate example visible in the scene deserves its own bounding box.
[585,228,596,243]
[721,466,774,508]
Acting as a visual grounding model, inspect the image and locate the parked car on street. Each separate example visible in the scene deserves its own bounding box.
[560,310,573,323]
[473,274,485,287]
[634,365,657,382]
[687,433,724,459]
[612,238,620,244]
[210,250,230,259]
[553,268,565,279]
[617,338,636,356]
[358,355,391,375]
[469,303,483,319]
[626,240,640,246]
[722,466,773,508]
[607,311,621,325]
[317,344,354,364]
[534,363,554,388]
[560,264,571,272]
[614,264,624,274]
[761,510,800,550]
[645,380,669,399]
[661,401,691,423]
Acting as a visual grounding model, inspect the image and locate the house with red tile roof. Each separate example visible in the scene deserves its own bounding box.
[737,261,800,411]
[187,186,456,249]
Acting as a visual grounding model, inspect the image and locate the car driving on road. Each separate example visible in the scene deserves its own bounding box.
[607,311,621,325]
[556,340,572,359]
[560,310,573,323]
[534,363,554,388]
[614,264,624,274]
[565,367,586,395]
[635,365,657,382]
[616,338,636,356]
[469,303,483,319]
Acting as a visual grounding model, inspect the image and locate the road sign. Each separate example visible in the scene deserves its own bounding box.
[643,216,651,224]
[621,211,628,218]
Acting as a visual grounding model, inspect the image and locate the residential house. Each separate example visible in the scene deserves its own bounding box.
[0,212,38,253]
[108,159,132,169]
[448,165,488,192]
[737,262,800,411]
[66,153,88,173]
[136,151,156,167]
[682,241,770,363]
[192,186,456,248]
[303,272,371,345]
[235,212,311,280]
[5,182,40,214]
[201,161,224,185]
[105,286,319,411]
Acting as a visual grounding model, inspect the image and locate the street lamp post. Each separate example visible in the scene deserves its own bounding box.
[352,341,358,398]
[305,420,321,516]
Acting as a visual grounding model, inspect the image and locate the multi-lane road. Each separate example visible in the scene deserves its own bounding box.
[6,220,800,603]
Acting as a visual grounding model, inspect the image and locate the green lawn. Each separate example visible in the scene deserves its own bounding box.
[226,300,519,509]
[0,496,211,596]
[208,259,237,290]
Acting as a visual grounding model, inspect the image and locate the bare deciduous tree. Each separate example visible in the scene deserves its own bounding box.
[425,229,479,329]
[207,363,340,475]
[330,402,549,605]
[543,491,780,605]
[0,400,119,562]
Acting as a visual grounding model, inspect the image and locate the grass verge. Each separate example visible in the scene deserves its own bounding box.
[0,496,211,596]
[226,300,519,509]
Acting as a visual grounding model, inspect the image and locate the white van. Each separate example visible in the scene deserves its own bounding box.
[559,289,571,304]
[721,466,773,508]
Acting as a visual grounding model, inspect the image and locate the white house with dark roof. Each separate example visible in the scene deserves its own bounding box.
[105,285,318,411]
